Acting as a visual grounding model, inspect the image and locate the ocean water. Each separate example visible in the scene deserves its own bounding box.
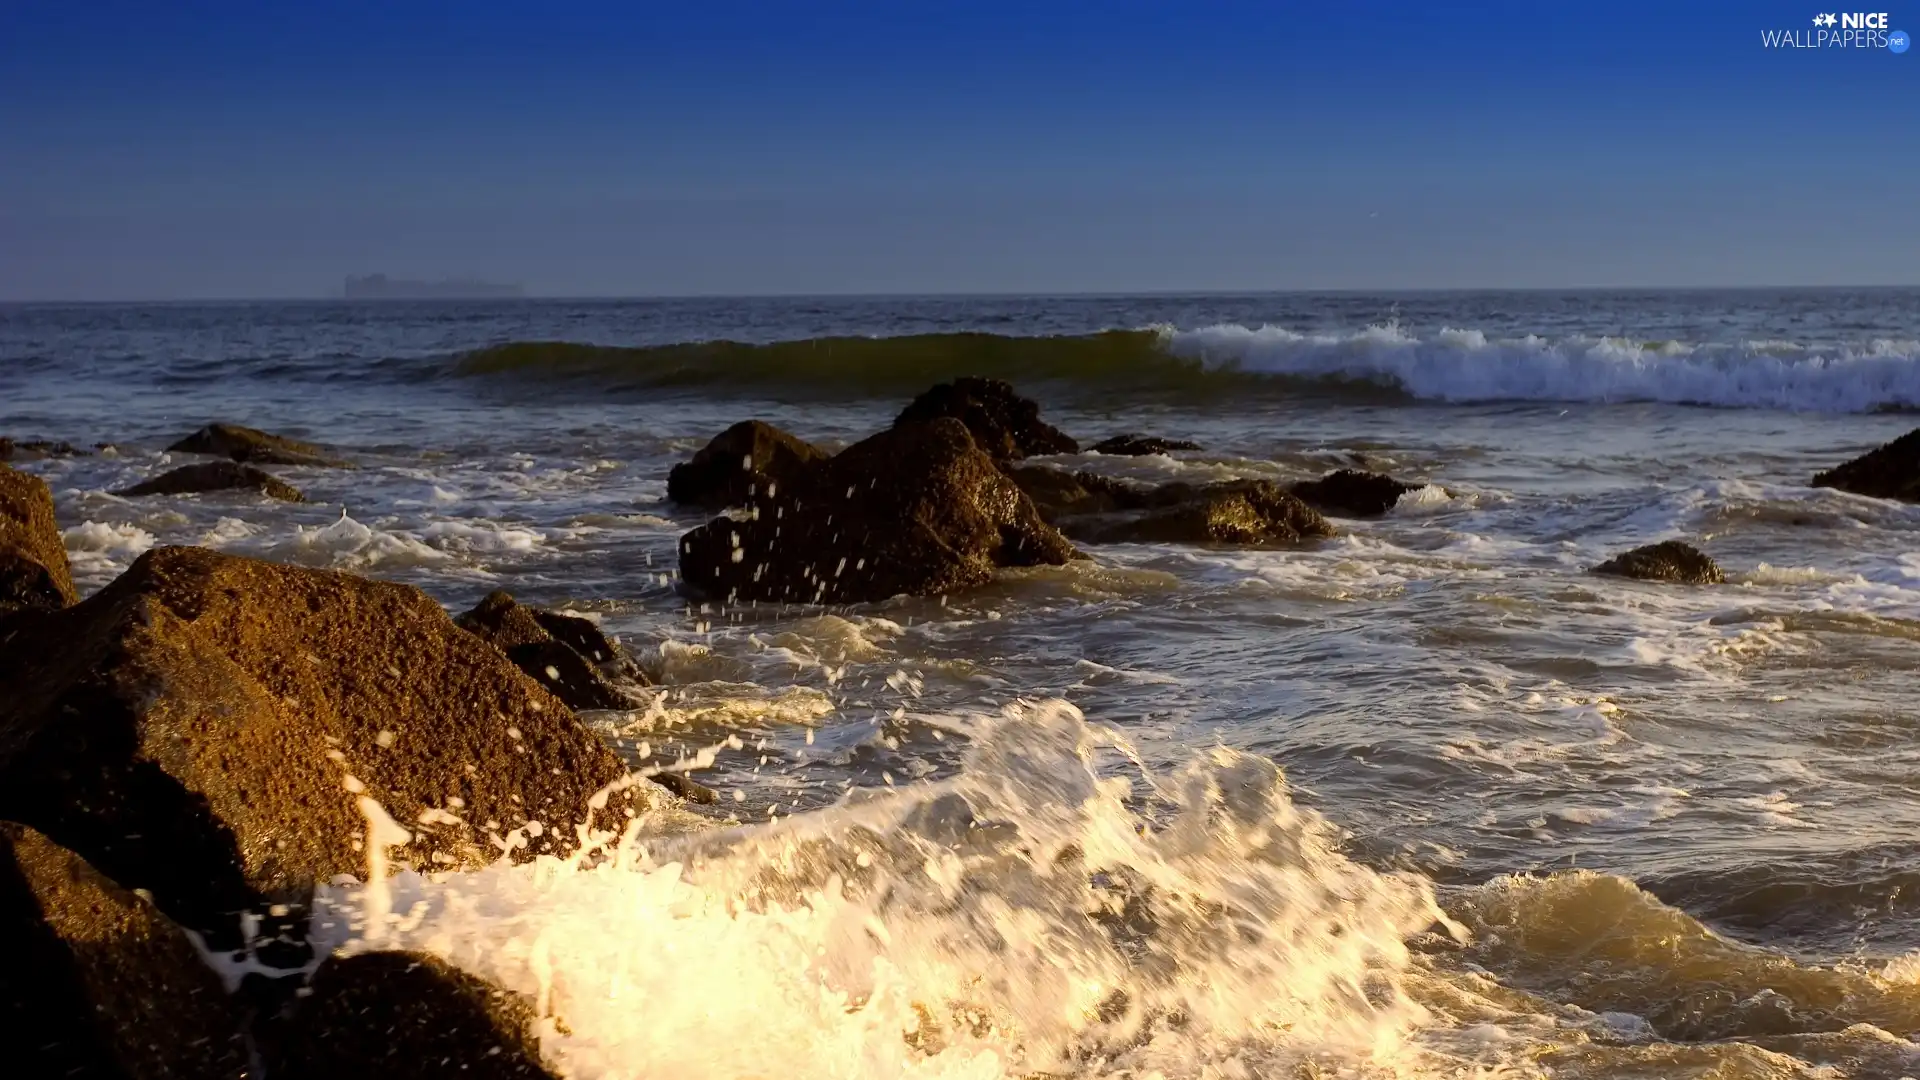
[7,289,1920,1078]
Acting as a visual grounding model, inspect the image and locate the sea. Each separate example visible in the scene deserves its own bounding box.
[5,288,1920,1078]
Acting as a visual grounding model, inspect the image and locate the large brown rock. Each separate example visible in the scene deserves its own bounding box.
[1812,428,1920,502]
[1,822,247,1079]
[0,547,647,958]
[456,590,648,711]
[666,420,828,509]
[680,417,1076,605]
[1593,541,1724,585]
[116,461,306,502]
[1004,465,1142,520]
[167,423,347,467]
[1289,469,1419,518]
[0,463,78,615]
[1067,479,1335,546]
[894,378,1078,459]
[274,951,555,1079]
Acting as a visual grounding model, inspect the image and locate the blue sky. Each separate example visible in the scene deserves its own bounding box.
[1,1,1913,298]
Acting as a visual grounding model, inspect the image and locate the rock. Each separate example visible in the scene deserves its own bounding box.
[273,951,555,1079]
[666,420,828,509]
[1066,479,1335,546]
[456,590,648,711]
[680,417,1076,604]
[0,547,649,959]
[0,438,87,462]
[0,464,78,615]
[649,771,719,804]
[894,378,1078,459]
[1811,428,1920,503]
[1,822,247,1079]
[1592,541,1724,585]
[115,461,306,502]
[167,423,347,467]
[1088,434,1202,456]
[1289,469,1419,518]
[1004,465,1142,521]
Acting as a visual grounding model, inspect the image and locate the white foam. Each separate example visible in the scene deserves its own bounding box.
[61,520,157,586]
[1163,322,1920,412]
[315,702,1472,1079]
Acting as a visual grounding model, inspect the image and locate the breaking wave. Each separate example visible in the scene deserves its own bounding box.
[311,702,1920,1079]
[454,324,1920,411]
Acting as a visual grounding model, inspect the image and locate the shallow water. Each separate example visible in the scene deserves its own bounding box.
[6,290,1920,1077]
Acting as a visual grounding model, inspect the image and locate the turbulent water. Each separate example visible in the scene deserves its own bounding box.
[7,289,1920,1078]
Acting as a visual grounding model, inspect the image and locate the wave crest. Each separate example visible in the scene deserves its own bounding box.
[454,324,1920,412]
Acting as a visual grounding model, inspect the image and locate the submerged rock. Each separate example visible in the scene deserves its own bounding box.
[681,417,1076,604]
[1008,465,1335,548]
[894,377,1078,459]
[0,547,649,958]
[1,822,247,1079]
[167,423,347,467]
[1067,479,1335,546]
[1811,428,1920,503]
[274,951,555,1080]
[116,461,306,502]
[0,438,87,462]
[457,590,649,711]
[0,464,78,615]
[1088,434,1202,456]
[1593,541,1724,585]
[1290,469,1419,518]
[667,420,828,509]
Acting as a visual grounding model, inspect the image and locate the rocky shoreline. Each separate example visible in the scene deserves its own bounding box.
[4,380,1916,1076]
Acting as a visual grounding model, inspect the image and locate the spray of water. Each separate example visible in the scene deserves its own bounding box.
[314,701,1460,1079]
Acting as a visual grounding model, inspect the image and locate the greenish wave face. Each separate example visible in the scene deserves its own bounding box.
[452,330,1409,400]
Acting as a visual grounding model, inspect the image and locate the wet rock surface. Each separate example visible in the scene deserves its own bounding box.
[457,589,649,711]
[0,547,649,958]
[1,822,247,1080]
[0,464,78,616]
[0,438,88,462]
[274,951,556,1079]
[681,417,1076,604]
[116,461,306,502]
[1593,541,1725,584]
[1008,466,1335,547]
[667,419,829,509]
[1064,479,1336,547]
[1812,427,1920,503]
[893,377,1078,459]
[167,423,348,467]
[1087,434,1202,456]
[1289,469,1419,518]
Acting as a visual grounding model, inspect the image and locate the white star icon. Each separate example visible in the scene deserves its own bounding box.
[1823,13,1838,26]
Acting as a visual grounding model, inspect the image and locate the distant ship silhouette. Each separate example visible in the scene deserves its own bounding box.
[344,274,523,299]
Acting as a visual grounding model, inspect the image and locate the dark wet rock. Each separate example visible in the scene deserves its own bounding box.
[1066,479,1335,546]
[1005,465,1143,521]
[1593,541,1724,585]
[894,377,1078,460]
[681,417,1076,604]
[0,547,650,960]
[1088,434,1202,456]
[274,951,555,1079]
[1,822,247,1079]
[456,589,649,711]
[667,420,828,509]
[1008,466,1334,548]
[1811,428,1920,503]
[649,771,719,804]
[167,423,348,467]
[116,461,306,502]
[0,464,78,616]
[0,438,87,462]
[1290,469,1419,518]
